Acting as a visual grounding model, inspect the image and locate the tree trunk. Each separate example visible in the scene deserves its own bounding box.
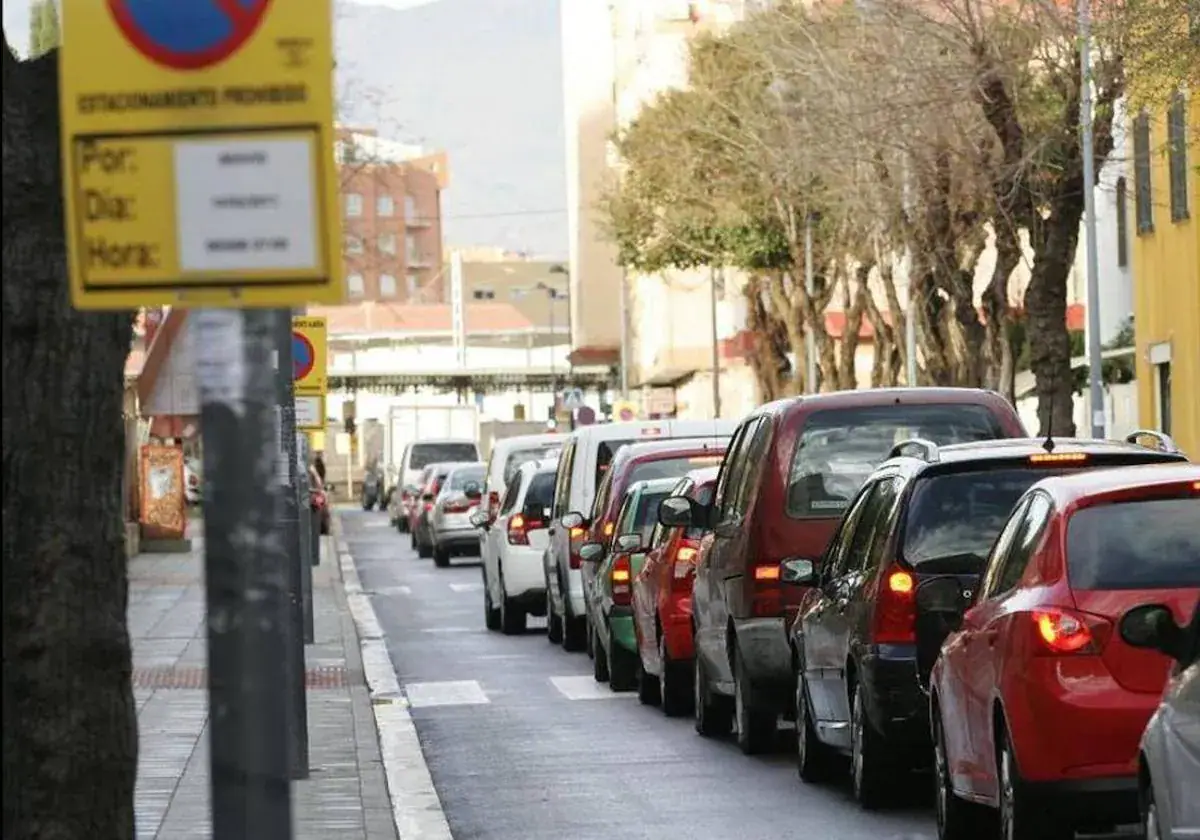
[982,225,1021,402]
[1025,209,1081,436]
[743,275,789,401]
[2,40,138,840]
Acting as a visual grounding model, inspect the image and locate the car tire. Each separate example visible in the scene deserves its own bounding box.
[795,673,839,784]
[850,680,893,810]
[546,589,563,644]
[693,653,733,737]
[483,572,501,632]
[933,701,990,839]
[500,584,526,635]
[659,634,693,717]
[562,608,587,653]
[592,626,610,683]
[432,543,449,566]
[998,727,1072,840]
[637,659,661,706]
[734,648,775,756]
[410,530,418,550]
[608,628,639,692]
[586,614,595,660]
[1142,771,1162,840]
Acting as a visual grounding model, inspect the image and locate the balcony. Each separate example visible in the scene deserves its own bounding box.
[405,216,434,229]
[406,252,433,269]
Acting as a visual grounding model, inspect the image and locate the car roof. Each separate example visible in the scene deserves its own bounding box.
[412,439,478,447]
[1031,462,1200,508]
[569,418,738,443]
[611,437,728,463]
[882,437,1188,474]
[491,433,567,452]
[685,465,721,485]
[429,460,477,473]
[754,386,1014,418]
[625,477,682,497]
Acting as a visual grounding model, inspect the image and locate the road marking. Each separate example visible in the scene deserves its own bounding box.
[368,585,412,596]
[362,518,392,529]
[549,675,640,701]
[420,627,477,634]
[448,582,483,593]
[404,680,490,708]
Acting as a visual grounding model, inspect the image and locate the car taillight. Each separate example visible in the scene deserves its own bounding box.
[568,528,586,569]
[751,563,782,617]
[507,513,544,546]
[611,555,633,606]
[670,544,699,592]
[488,491,500,517]
[1031,609,1108,656]
[603,520,615,538]
[424,502,433,512]
[871,565,916,644]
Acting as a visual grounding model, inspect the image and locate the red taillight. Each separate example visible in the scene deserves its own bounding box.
[568,529,585,569]
[507,513,545,545]
[1032,609,1108,656]
[871,566,916,644]
[751,563,782,617]
[602,520,615,539]
[488,490,500,517]
[611,555,633,606]
[312,492,326,510]
[424,502,433,512]
[670,543,700,592]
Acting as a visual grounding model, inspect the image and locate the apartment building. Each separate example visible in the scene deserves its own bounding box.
[337,127,449,303]
[459,258,570,334]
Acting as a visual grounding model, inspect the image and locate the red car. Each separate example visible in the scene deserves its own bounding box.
[632,465,719,715]
[929,463,1200,840]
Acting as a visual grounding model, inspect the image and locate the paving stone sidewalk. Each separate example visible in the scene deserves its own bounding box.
[128,529,398,840]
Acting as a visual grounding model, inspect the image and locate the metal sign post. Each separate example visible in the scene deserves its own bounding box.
[194,309,293,840]
[295,431,316,642]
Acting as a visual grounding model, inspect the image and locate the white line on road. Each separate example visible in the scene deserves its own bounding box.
[368,585,413,596]
[419,626,479,634]
[549,675,641,701]
[337,532,453,840]
[362,518,393,528]
[404,680,491,708]
[448,582,483,593]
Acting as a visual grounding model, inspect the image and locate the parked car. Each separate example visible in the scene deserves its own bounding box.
[926,460,1199,838]
[663,388,1027,756]
[412,462,469,559]
[580,438,727,657]
[361,466,383,511]
[632,466,720,715]
[398,439,480,491]
[389,482,420,532]
[580,477,678,691]
[475,459,558,635]
[481,433,566,524]
[545,418,738,653]
[428,463,486,567]
[309,464,330,535]
[1125,598,1200,840]
[404,467,435,537]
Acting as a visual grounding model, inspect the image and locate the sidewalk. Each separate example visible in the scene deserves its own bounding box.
[128,526,398,840]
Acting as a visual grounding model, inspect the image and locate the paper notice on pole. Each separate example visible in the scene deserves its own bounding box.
[275,406,291,486]
[192,310,245,408]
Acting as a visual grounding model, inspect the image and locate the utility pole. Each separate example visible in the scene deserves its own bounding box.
[194,309,293,840]
[710,266,722,418]
[1079,0,1106,438]
[804,213,818,393]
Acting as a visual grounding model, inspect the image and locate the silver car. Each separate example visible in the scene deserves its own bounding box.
[1121,602,1200,840]
[429,463,486,568]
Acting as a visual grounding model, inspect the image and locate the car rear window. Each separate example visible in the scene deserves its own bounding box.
[687,483,715,540]
[504,446,559,485]
[596,439,635,486]
[903,467,1068,568]
[525,471,557,508]
[411,442,478,469]
[1066,497,1200,590]
[787,404,1007,518]
[629,454,724,487]
[621,491,672,542]
[447,467,485,491]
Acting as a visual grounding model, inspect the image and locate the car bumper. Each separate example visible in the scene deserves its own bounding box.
[860,646,929,753]
[1024,776,1140,827]
[502,546,546,598]
[434,529,480,553]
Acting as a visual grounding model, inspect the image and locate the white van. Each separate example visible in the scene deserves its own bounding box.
[398,439,480,491]
[481,432,567,523]
[543,418,739,651]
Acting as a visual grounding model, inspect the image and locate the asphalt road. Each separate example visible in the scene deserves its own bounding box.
[341,510,1137,840]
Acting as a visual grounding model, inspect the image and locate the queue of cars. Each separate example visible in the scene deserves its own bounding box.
[384,387,1198,840]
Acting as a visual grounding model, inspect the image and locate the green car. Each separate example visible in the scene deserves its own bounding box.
[580,478,676,691]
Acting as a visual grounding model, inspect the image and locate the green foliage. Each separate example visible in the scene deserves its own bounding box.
[28,0,60,58]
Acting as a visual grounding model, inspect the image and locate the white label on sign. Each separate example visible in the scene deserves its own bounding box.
[295,396,322,429]
[174,137,319,273]
[275,406,291,486]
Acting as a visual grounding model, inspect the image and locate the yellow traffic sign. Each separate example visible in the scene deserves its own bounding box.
[292,315,326,430]
[59,0,343,310]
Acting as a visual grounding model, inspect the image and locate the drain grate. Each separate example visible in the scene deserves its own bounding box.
[133,665,349,690]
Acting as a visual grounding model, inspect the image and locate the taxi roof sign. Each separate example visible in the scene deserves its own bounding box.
[59,0,343,310]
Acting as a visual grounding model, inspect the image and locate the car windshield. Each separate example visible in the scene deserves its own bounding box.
[1067,496,1200,590]
[903,467,1068,566]
[686,483,716,540]
[596,439,635,486]
[629,454,724,487]
[504,445,559,485]
[447,467,485,491]
[787,404,1007,518]
[411,442,478,469]
[620,490,672,542]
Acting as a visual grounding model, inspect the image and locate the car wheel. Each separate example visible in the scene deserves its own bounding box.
[592,626,610,683]
[933,702,990,839]
[608,627,639,692]
[586,614,595,660]
[483,571,501,631]
[410,530,417,550]
[998,728,1072,840]
[795,673,839,784]
[637,658,661,706]
[1142,773,1162,840]
[659,633,693,717]
[734,647,775,756]
[850,680,893,810]
[500,572,526,636]
[693,653,733,737]
[546,588,563,644]
[432,544,449,567]
[561,595,587,652]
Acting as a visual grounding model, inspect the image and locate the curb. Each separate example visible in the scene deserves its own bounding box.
[333,518,454,840]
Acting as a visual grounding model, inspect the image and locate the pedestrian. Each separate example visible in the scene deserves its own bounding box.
[314,450,327,484]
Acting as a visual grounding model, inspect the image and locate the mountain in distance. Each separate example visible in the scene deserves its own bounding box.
[337,0,568,258]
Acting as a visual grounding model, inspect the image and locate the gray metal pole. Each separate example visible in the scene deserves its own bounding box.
[906,297,919,386]
[295,432,315,644]
[619,267,630,398]
[710,266,722,418]
[194,308,293,840]
[804,215,818,393]
[274,309,310,780]
[1079,0,1106,439]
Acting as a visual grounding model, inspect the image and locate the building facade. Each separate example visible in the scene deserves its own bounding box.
[1131,89,1200,456]
[337,128,448,303]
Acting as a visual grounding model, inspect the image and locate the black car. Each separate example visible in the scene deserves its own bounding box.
[785,431,1187,810]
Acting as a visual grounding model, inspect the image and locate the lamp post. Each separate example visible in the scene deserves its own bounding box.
[1079,0,1105,438]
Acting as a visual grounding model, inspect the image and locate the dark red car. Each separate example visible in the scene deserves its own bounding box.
[632,465,719,715]
[929,462,1200,840]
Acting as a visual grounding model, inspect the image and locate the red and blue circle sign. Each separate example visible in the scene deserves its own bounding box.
[293,332,315,381]
[107,0,271,71]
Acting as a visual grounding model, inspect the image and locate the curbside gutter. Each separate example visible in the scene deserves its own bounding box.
[332,518,454,840]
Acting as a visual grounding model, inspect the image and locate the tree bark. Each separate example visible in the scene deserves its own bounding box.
[2,38,138,840]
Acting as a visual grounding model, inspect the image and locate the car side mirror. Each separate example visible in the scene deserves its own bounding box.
[780,558,818,587]
[1119,604,1185,660]
[657,495,694,528]
[614,533,642,553]
[561,511,585,530]
[579,542,605,563]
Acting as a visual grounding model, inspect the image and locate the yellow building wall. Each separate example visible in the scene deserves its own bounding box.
[1131,93,1200,459]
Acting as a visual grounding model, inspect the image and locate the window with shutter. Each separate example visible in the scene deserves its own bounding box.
[1133,112,1154,235]
[1115,177,1128,267]
[1168,92,1190,223]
